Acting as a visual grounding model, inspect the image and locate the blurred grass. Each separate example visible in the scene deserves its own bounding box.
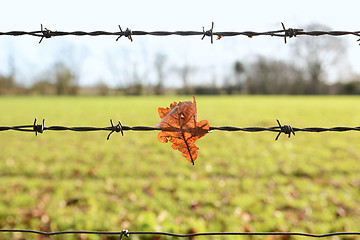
[0,95,359,240]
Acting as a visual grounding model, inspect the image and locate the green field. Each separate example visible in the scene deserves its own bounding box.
[0,96,360,240]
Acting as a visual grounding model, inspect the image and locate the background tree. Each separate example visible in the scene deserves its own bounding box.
[154,53,167,95]
[0,54,17,94]
[233,61,245,93]
[290,23,347,94]
[175,64,195,95]
[246,57,305,94]
[222,61,245,95]
[54,62,78,95]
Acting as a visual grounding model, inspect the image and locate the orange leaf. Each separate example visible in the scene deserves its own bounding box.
[155,96,209,164]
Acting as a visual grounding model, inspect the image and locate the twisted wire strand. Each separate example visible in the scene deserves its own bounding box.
[1,118,360,140]
[210,126,360,132]
[0,22,359,44]
[0,229,360,239]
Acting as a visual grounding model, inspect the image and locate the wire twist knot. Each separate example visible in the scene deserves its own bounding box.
[107,119,124,140]
[202,22,214,44]
[116,25,133,42]
[281,22,303,44]
[275,119,295,140]
[33,118,45,136]
[39,24,53,44]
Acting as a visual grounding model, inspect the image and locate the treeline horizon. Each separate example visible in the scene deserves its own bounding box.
[1,67,359,96]
[1,55,360,95]
[0,57,360,96]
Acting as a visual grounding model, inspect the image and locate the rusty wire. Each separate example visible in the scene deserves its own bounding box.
[0,118,359,141]
[0,229,360,239]
[0,22,359,44]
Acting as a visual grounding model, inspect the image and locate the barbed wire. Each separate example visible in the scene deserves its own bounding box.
[1,118,359,141]
[1,229,360,239]
[0,22,359,44]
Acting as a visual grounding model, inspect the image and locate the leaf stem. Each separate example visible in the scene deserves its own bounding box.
[181,130,194,165]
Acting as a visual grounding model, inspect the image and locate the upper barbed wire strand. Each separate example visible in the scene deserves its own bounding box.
[0,22,359,44]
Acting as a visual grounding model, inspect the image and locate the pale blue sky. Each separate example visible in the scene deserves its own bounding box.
[1,0,359,87]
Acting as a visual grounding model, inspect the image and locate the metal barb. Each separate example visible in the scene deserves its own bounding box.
[39,24,52,44]
[124,28,133,42]
[33,118,45,136]
[120,230,129,240]
[281,22,288,44]
[116,25,123,41]
[107,119,124,140]
[275,119,295,141]
[116,25,133,42]
[202,21,214,44]
[281,22,303,44]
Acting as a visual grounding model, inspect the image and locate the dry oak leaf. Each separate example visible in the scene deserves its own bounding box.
[155,96,209,165]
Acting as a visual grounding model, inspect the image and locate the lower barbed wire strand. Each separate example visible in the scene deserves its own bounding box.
[0,230,360,238]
